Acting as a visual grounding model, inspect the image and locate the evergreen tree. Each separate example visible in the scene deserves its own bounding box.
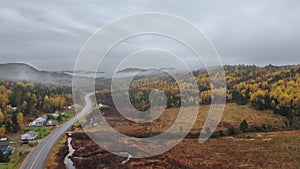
[11,112,19,133]
[240,119,249,133]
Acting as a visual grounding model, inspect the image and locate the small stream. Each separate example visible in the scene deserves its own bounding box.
[63,136,133,168]
[64,137,75,169]
[118,152,133,164]
[122,154,133,164]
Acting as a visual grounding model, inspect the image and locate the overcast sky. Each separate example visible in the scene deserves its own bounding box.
[0,0,299,71]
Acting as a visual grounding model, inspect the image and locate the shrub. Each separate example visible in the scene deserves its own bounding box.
[239,119,249,133]
[227,127,237,136]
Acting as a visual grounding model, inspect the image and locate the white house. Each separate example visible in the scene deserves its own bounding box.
[12,107,17,112]
[0,138,8,142]
[21,131,37,140]
[50,112,60,120]
[29,117,47,127]
[0,138,9,149]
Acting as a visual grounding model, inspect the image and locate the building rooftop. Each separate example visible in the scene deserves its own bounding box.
[23,131,37,137]
[0,138,8,142]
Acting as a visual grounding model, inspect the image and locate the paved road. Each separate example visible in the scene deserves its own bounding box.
[21,93,94,169]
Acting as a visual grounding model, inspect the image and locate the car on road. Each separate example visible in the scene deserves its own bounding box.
[46,121,57,126]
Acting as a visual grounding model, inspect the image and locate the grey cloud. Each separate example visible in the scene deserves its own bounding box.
[0,0,299,71]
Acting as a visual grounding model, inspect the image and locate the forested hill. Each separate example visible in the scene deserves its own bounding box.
[96,64,300,127]
[1,63,300,122]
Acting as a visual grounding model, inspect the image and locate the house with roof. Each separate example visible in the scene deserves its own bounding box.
[0,138,9,150]
[21,131,38,141]
[0,138,8,142]
[50,111,60,120]
[12,107,17,112]
[29,117,47,127]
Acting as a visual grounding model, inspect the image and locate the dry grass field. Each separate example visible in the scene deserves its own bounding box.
[100,103,288,136]
[60,130,300,169]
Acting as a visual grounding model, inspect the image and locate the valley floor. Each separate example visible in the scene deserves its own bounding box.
[46,103,300,169]
[48,130,300,169]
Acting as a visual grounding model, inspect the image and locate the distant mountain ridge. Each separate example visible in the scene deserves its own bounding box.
[116,68,146,73]
[0,63,72,85]
[0,63,207,85]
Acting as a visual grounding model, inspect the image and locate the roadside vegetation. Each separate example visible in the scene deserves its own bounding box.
[44,134,68,169]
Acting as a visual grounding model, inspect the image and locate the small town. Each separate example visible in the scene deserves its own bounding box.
[0,101,75,166]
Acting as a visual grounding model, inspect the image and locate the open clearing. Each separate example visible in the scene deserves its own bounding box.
[101,103,288,135]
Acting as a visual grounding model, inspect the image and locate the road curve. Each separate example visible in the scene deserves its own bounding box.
[21,93,94,169]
